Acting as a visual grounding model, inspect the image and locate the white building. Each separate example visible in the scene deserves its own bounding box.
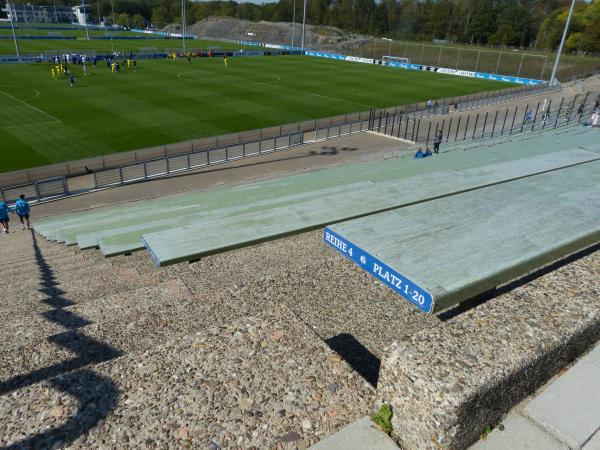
[2,2,91,24]
[72,5,91,25]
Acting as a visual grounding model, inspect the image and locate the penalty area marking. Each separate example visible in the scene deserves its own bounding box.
[177,70,281,86]
[0,85,40,102]
[176,68,371,109]
[1,120,62,130]
[0,89,61,124]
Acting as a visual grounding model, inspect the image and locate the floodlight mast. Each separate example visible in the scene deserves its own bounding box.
[7,0,21,60]
[291,0,296,48]
[82,1,90,40]
[301,0,307,51]
[550,0,576,86]
[181,0,186,54]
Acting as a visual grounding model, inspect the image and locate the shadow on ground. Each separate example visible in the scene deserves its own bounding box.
[0,231,121,449]
[326,333,381,387]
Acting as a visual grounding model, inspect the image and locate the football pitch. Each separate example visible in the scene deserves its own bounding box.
[0,55,511,173]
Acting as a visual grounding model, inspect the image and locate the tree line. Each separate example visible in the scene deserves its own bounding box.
[6,0,600,52]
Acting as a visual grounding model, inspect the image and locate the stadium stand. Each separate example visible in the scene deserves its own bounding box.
[325,159,600,313]
[34,125,600,266]
[4,90,600,449]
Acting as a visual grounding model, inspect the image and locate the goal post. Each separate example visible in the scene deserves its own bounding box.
[382,55,410,66]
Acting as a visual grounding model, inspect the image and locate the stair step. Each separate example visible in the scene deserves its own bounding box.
[0,303,374,449]
[0,280,192,354]
[0,269,156,321]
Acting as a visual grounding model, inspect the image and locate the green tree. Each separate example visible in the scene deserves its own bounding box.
[131,13,145,28]
[151,6,169,26]
[116,12,130,27]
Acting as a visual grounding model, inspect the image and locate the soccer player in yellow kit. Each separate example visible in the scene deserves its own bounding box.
[223,54,228,67]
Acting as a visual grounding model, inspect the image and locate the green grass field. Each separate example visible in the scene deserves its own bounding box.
[0,55,511,172]
[0,36,247,55]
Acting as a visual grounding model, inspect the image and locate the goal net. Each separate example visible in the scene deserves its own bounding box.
[382,56,410,66]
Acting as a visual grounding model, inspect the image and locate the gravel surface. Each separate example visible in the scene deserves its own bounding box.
[1,303,374,450]
[1,206,597,450]
[378,247,600,450]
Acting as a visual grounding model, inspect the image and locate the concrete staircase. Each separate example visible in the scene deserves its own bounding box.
[0,227,399,449]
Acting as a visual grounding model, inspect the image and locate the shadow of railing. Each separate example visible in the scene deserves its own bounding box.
[0,231,121,449]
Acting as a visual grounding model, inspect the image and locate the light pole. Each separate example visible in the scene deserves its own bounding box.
[181,0,186,54]
[7,0,20,60]
[301,0,307,51]
[110,0,115,25]
[291,0,296,48]
[550,0,576,85]
[82,1,90,40]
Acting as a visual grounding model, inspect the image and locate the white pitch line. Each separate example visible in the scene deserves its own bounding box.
[178,70,281,86]
[0,89,61,123]
[22,88,41,102]
[178,69,369,108]
[1,120,61,130]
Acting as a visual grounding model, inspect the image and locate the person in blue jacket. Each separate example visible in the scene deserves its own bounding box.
[0,200,9,233]
[414,148,425,159]
[424,146,433,157]
[14,194,30,230]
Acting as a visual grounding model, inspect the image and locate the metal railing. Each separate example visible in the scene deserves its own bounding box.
[0,81,559,204]
[0,80,553,190]
[0,176,68,205]
[92,121,370,188]
[374,91,600,151]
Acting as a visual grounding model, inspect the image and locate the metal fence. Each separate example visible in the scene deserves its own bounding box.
[374,91,600,148]
[0,81,558,204]
[0,80,553,189]
[0,177,68,205]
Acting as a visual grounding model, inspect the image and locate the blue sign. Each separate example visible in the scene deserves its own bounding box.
[323,227,434,313]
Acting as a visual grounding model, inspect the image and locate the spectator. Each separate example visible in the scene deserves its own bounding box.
[433,131,442,154]
[524,110,533,123]
[14,194,30,230]
[0,200,9,233]
[577,103,586,122]
[424,146,432,157]
[427,99,432,109]
[414,148,425,159]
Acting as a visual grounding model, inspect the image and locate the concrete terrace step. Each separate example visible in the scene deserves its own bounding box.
[35,129,596,250]
[326,159,600,313]
[0,303,375,449]
[0,281,193,354]
[0,268,156,321]
[0,255,99,283]
[0,259,127,295]
[143,149,600,266]
[168,230,439,362]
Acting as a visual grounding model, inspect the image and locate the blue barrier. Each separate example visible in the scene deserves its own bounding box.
[0,35,76,40]
[242,40,545,85]
[90,36,186,40]
[129,28,195,39]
